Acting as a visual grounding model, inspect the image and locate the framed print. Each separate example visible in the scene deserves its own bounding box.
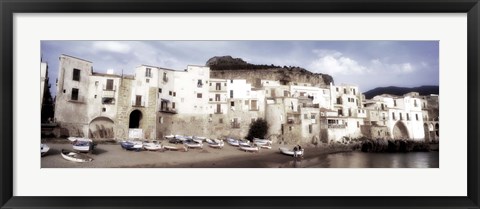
[1,0,479,208]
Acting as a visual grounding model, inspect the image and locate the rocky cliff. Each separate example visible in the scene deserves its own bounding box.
[206,56,334,88]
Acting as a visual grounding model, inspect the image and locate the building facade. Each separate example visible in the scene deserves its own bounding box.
[53,54,438,143]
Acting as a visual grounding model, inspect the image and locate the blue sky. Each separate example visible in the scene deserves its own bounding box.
[41,41,439,96]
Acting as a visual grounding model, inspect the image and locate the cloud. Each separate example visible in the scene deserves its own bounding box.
[370,59,415,74]
[309,50,367,75]
[92,41,132,54]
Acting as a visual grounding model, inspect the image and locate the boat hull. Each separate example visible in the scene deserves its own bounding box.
[61,149,93,162]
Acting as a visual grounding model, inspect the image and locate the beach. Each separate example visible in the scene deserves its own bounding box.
[41,140,352,168]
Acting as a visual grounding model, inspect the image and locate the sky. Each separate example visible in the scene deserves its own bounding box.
[41,41,439,96]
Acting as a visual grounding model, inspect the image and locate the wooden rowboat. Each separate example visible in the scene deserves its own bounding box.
[279,147,304,157]
[163,145,188,152]
[61,149,93,162]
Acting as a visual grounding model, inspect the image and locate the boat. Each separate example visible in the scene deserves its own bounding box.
[164,135,175,140]
[253,138,272,146]
[206,139,224,149]
[256,144,272,149]
[226,138,240,146]
[163,144,188,151]
[183,139,203,149]
[120,140,143,151]
[279,147,304,157]
[192,136,206,144]
[72,140,96,153]
[41,144,50,156]
[143,140,163,151]
[239,144,259,152]
[67,136,90,142]
[60,149,93,162]
[239,140,250,146]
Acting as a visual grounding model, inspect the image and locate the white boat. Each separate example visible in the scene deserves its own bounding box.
[279,147,304,157]
[163,144,188,151]
[239,144,259,152]
[164,135,175,140]
[239,140,250,146]
[72,140,96,153]
[192,136,206,143]
[184,139,203,149]
[120,140,143,151]
[41,144,50,156]
[226,138,239,146]
[143,141,163,151]
[256,144,272,149]
[67,136,91,142]
[206,139,224,149]
[61,149,93,162]
[253,138,272,145]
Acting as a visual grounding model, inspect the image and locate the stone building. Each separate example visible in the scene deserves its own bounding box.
[53,54,437,143]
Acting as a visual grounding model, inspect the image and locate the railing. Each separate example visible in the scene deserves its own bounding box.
[132,101,145,107]
[302,103,320,108]
[68,95,86,103]
[214,111,223,114]
[328,124,346,129]
[159,108,177,114]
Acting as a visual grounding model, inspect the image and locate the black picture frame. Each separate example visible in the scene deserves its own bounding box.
[1,0,479,208]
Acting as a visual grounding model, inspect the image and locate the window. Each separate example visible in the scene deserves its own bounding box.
[216,83,221,90]
[245,100,249,105]
[343,88,347,94]
[173,92,176,97]
[73,69,80,81]
[414,99,418,107]
[400,113,403,120]
[348,109,352,117]
[71,88,79,100]
[336,87,339,92]
[230,90,233,98]
[357,121,360,128]
[95,81,99,86]
[338,109,343,116]
[309,124,312,133]
[224,83,227,86]
[215,94,220,101]
[197,79,203,87]
[284,90,289,97]
[353,89,356,95]
[163,72,168,82]
[416,114,419,121]
[251,100,258,110]
[102,108,106,112]
[209,82,212,86]
[145,68,152,77]
[197,93,202,98]
[172,102,176,109]
[311,114,316,119]
[231,101,235,107]
[94,95,97,98]
[159,88,162,93]
[106,79,114,90]
[219,118,223,123]
[394,100,397,106]
[169,91,172,96]
[407,113,410,121]
[392,112,396,120]
[135,95,142,106]
[231,79,233,83]
[146,79,150,83]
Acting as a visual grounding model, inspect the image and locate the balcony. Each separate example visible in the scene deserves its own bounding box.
[68,95,86,104]
[214,111,224,114]
[132,101,145,107]
[328,124,346,129]
[302,103,320,108]
[102,86,116,97]
[159,107,177,114]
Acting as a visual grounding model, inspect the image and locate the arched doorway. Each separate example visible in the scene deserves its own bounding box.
[392,121,409,139]
[423,123,430,142]
[89,117,115,139]
[129,110,143,128]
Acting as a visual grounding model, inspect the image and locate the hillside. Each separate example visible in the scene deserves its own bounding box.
[363,86,439,99]
[206,56,334,88]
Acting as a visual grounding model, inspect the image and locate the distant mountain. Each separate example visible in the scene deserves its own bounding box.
[363,86,439,99]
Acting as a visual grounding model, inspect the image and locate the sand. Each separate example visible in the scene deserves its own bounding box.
[41,141,350,168]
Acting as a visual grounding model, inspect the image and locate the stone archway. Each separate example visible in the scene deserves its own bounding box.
[89,117,115,139]
[129,109,143,128]
[392,121,409,139]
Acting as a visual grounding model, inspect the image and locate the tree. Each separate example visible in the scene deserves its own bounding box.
[246,118,269,141]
